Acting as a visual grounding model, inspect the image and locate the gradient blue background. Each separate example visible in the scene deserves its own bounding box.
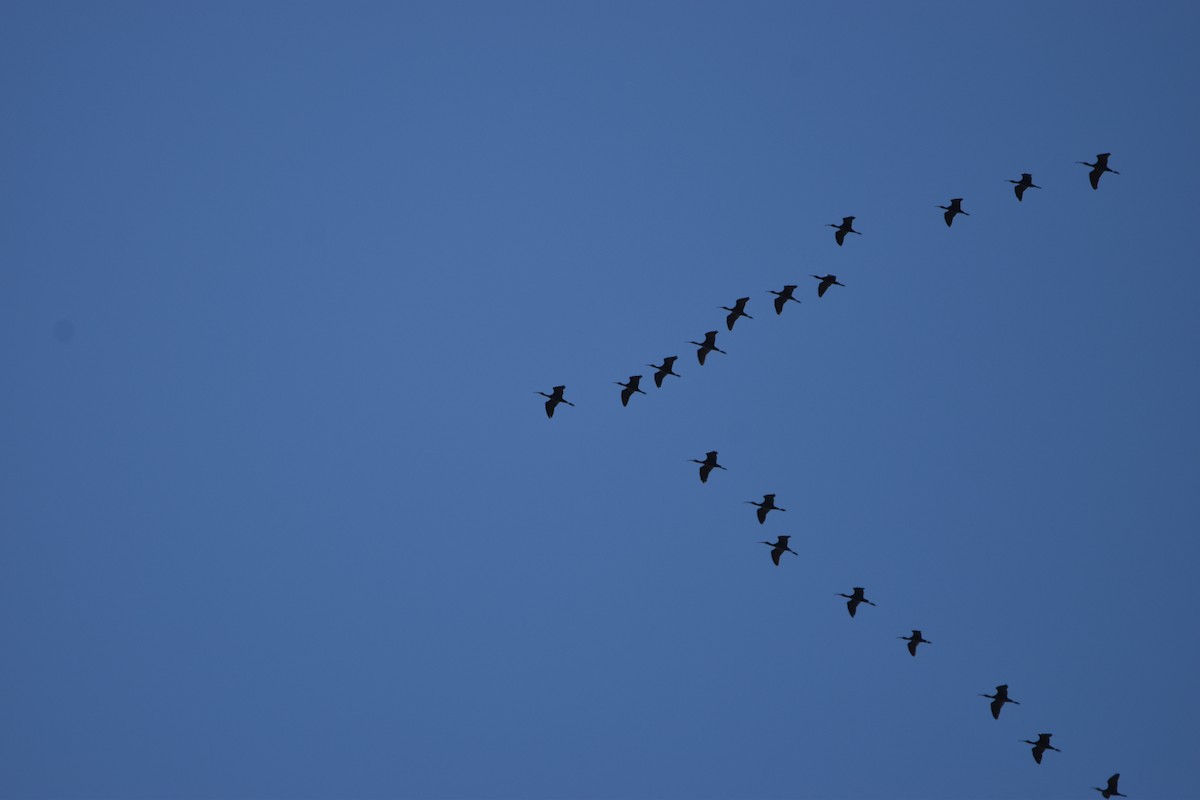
[3,2,1198,798]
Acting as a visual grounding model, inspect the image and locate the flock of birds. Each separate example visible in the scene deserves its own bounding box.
[535,155,1127,797]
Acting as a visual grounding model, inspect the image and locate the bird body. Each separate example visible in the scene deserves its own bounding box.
[690,330,726,365]
[769,285,801,315]
[721,297,753,331]
[1078,153,1119,190]
[812,274,845,298]
[646,356,681,388]
[1093,773,1126,798]
[828,216,861,245]
[979,684,1020,719]
[837,587,876,618]
[760,535,798,566]
[899,630,930,656]
[615,375,647,406]
[690,451,726,483]
[745,493,786,524]
[1008,173,1041,201]
[1023,733,1060,764]
[535,385,575,418]
[938,197,969,227]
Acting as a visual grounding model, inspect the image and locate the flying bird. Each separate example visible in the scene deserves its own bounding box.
[535,386,575,419]
[1078,153,1119,190]
[1023,733,1060,765]
[690,330,726,365]
[899,630,931,657]
[1007,173,1041,201]
[720,297,753,331]
[690,451,726,483]
[812,274,845,297]
[1093,773,1126,798]
[768,285,801,315]
[760,535,798,566]
[938,198,969,227]
[745,494,786,524]
[615,375,647,407]
[646,356,681,388]
[837,587,876,618]
[827,216,861,246]
[979,685,1020,719]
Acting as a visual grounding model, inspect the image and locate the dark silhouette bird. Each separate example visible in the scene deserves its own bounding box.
[1078,153,1119,190]
[760,535,798,566]
[827,216,861,246]
[745,494,786,524]
[615,375,646,406]
[812,274,845,297]
[938,198,969,227]
[1007,173,1041,201]
[899,630,931,656]
[768,285,801,315]
[979,684,1020,720]
[646,356,681,388]
[690,331,726,365]
[535,386,575,419]
[1023,733,1060,764]
[690,451,726,483]
[720,297,753,331]
[1093,773,1126,798]
[837,587,876,618]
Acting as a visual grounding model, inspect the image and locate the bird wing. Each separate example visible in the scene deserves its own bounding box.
[699,464,712,483]
[1015,183,1026,201]
[908,640,918,657]
[835,228,846,246]
[1032,747,1043,764]
[620,387,631,406]
[663,356,677,369]
[726,312,736,331]
[818,281,829,297]
[770,548,782,566]
[944,209,954,227]
[545,400,555,418]
[774,295,786,315]
[653,370,665,388]
[756,506,767,524]
[847,599,857,617]
[1089,167,1101,190]
[697,347,707,365]
[991,698,1002,719]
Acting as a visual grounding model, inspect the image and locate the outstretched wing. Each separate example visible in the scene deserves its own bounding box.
[835,228,847,246]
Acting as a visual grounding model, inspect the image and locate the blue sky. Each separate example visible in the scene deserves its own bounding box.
[3,2,1199,798]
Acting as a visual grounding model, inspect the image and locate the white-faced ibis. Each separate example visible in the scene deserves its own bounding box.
[615,375,646,406]
[837,587,876,618]
[827,216,861,246]
[646,356,681,388]
[979,684,1020,719]
[690,331,726,365]
[1023,733,1060,764]
[1078,153,1119,190]
[899,630,930,656]
[1007,173,1041,201]
[535,386,575,419]
[720,297,753,331]
[760,535,798,566]
[745,494,786,524]
[690,451,726,483]
[812,274,844,298]
[938,198,969,227]
[1093,773,1126,798]
[768,285,801,315]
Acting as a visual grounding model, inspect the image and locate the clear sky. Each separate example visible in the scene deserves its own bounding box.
[3,2,1199,798]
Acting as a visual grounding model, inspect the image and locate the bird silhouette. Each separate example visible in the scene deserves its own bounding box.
[760,535,798,566]
[690,451,726,483]
[899,630,931,656]
[979,684,1020,719]
[812,274,845,298]
[1078,153,1119,190]
[720,297,753,331]
[837,587,876,618]
[1093,773,1126,798]
[938,198,969,227]
[768,285,801,315]
[535,386,575,419]
[615,375,647,407]
[827,216,861,246]
[1023,733,1060,764]
[690,330,727,365]
[1007,173,1041,201]
[745,494,786,524]
[646,356,681,388]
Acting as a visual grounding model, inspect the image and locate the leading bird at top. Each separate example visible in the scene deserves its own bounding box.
[1078,152,1119,190]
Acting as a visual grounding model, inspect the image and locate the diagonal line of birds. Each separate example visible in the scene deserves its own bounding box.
[534,154,1125,793]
